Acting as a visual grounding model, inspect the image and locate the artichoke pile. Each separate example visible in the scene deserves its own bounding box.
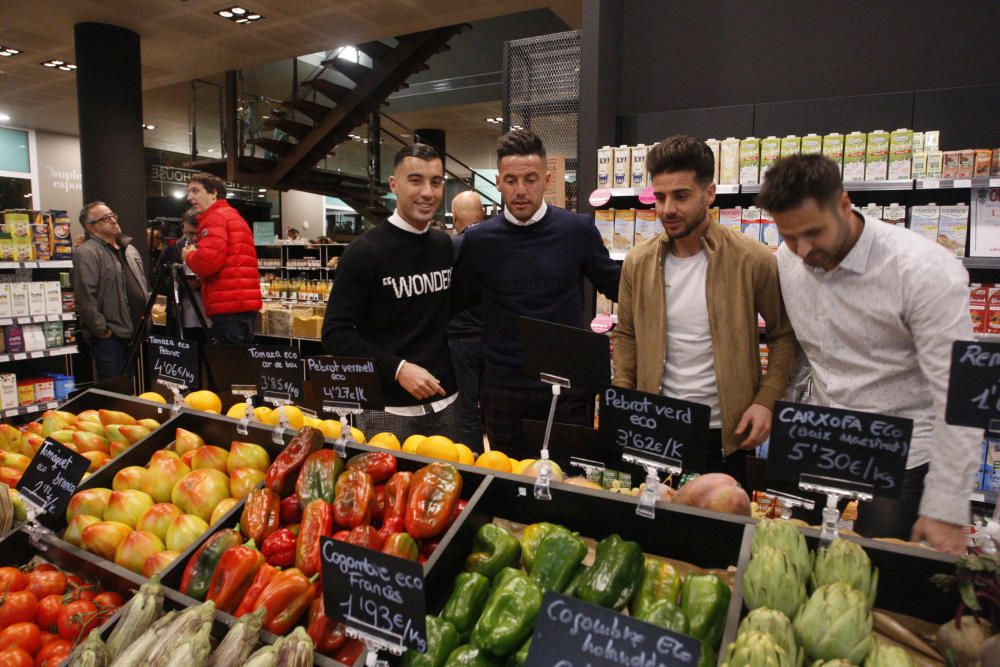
[722,630,796,667]
[744,546,808,618]
[863,644,916,667]
[811,539,879,609]
[737,608,805,667]
[793,583,874,664]
[753,519,812,585]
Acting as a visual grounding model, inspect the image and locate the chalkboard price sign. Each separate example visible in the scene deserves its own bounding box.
[306,356,384,411]
[17,438,90,528]
[768,401,912,498]
[248,345,303,404]
[147,335,198,393]
[599,386,709,473]
[945,340,1000,429]
[526,591,700,667]
[321,536,427,652]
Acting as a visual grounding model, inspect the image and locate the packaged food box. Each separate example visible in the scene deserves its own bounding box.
[27,282,46,316]
[594,209,614,251]
[909,204,940,243]
[927,151,944,178]
[44,282,61,315]
[597,146,613,188]
[2,211,31,239]
[41,321,63,348]
[613,145,631,188]
[801,134,823,155]
[634,209,659,245]
[822,133,845,174]
[31,216,53,261]
[992,149,1000,177]
[761,136,781,178]
[51,213,73,259]
[719,138,740,184]
[0,284,10,318]
[58,272,71,289]
[924,130,941,152]
[974,150,993,178]
[888,129,913,180]
[292,315,323,340]
[865,130,890,180]
[970,283,989,333]
[883,203,907,225]
[942,152,961,179]
[739,137,761,185]
[843,131,867,181]
[32,377,54,403]
[958,150,976,179]
[705,139,721,184]
[613,209,636,253]
[759,344,769,374]
[4,324,24,354]
[16,379,34,406]
[912,131,925,154]
[741,206,763,243]
[62,323,76,345]
[9,283,28,317]
[760,209,780,249]
[780,135,801,158]
[61,291,75,312]
[631,144,649,188]
[861,203,884,220]
[719,207,742,233]
[41,373,74,400]
[21,324,45,351]
[938,204,969,257]
[0,373,17,410]
[989,287,1000,335]
[912,152,928,179]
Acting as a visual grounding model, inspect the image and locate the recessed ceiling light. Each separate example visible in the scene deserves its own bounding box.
[218,10,233,17]
[231,6,246,14]
[258,188,267,192]
[41,58,75,70]
[0,45,22,57]
[142,123,156,130]
[0,113,10,122]
[215,6,263,23]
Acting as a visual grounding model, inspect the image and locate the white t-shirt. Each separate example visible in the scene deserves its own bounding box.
[660,250,721,428]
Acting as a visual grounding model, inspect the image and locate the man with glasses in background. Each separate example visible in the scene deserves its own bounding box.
[73,201,148,380]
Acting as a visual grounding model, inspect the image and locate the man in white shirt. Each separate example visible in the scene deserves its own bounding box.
[759,153,980,554]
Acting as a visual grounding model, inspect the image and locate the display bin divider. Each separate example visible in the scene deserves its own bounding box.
[719,523,760,658]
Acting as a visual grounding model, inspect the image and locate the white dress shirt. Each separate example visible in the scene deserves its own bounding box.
[503,201,548,226]
[776,211,981,525]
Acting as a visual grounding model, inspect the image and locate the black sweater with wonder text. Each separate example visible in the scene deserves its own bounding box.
[321,221,456,407]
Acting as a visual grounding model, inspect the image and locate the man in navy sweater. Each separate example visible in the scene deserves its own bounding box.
[454,130,620,457]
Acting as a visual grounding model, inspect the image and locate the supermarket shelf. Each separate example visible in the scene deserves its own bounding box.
[963,257,1000,270]
[0,312,75,326]
[0,260,73,269]
[716,184,740,194]
[974,333,1000,341]
[740,184,762,194]
[260,265,332,271]
[843,179,914,191]
[915,178,973,190]
[255,332,321,342]
[971,490,998,506]
[0,345,77,363]
[1,399,62,419]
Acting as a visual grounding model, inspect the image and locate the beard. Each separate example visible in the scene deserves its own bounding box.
[661,203,708,241]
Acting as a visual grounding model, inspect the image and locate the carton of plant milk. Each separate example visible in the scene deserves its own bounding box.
[719,138,740,185]
[912,152,928,179]
[970,283,989,333]
[909,204,940,243]
[44,282,62,315]
[938,204,969,257]
[10,283,28,318]
[780,135,801,158]
[958,150,976,179]
[801,134,823,155]
[760,137,781,177]
[630,144,649,188]
[597,146,613,188]
[634,209,659,245]
[594,209,614,251]
[719,207,742,233]
[739,137,761,185]
[27,282,46,316]
[843,131,867,181]
[924,130,940,152]
[865,130,890,180]
[888,129,913,180]
[927,151,944,178]
[883,203,907,225]
[912,132,925,154]
[741,206,762,243]
[861,203,884,220]
[821,133,844,175]
[613,208,635,253]
[974,150,993,178]
[760,209,781,249]
[0,284,10,318]
[942,152,961,178]
[705,139,721,184]
[613,146,631,188]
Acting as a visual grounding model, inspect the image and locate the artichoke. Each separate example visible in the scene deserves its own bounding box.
[744,546,808,619]
[794,583,874,664]
[753,519,812,584]
[738,608,805,667]
[722,630,796,667]
[811,539,878,608]
[864,643,915,667]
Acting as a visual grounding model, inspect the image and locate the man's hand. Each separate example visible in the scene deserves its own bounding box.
[736,404,772,449]
[182,245,195,261]
[912,516,967,555]
[397,362,446,400]
[97,329,113,339]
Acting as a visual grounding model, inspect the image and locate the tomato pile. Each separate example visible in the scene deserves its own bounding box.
[0,563,122,667]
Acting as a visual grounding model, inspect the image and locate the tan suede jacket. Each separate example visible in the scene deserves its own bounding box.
[612,222,798,456]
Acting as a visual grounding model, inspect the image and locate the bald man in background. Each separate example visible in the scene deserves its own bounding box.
[449,191,486,450]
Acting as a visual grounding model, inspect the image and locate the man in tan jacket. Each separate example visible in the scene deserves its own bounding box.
[613,135,797,484]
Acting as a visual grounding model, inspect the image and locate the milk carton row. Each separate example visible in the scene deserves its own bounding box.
[594,209,664,253]
[596,145,651,189]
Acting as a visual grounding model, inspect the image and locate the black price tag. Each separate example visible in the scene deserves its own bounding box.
[945,340,1000,429]
[305,356,385,411]
[17,438,90,528]
[248,344,303,404]
[526,592,701,667]
[599,386,710,473]
[768,400,912,498]
[147,335,198,393]
[321,536,427,653]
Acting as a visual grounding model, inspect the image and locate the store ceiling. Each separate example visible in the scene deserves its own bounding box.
[0,0,581,136]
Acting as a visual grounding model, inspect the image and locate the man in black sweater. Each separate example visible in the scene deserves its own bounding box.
[453,130,620,458]
[321,144,459,441]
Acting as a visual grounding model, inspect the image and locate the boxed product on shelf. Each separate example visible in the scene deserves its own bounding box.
[292,312,323,339]
[21,323,45,351]
[720,137,740,184]
[861,203,884,220]
[0,283,10,317]
[958,149,976,178]
[31,214,52,260]
[741,206,762,242]
[634,209,659,245]
[44,281,61,314]
[927,150,944,178]
[780,134,800,158]
[989,287,1000,334]
[883,202,907,225]
[913,131,925,153]
[16,378,34,405]
[613,145,631,188]
[760,136,781,177]
[822,132,845,174]
[10,282,28,316]
[759,343,769,373]
[630,143,648,188]
[801,133,823,155]
[42,320,63,347]
[705,138,721,183]
[62,322,76,344]
[925,130,941,152]
[942,151,961,178]
[28,281,46,316]
[5,323,24,353]
[594,209,614,251]
[993,149,1000,177]
[760,209,780,249]
[865,129,890,180]
[938,203,969,257]
[597,145,612,187]
[974,149,993,177]
[970,283,988,333]
[613,208,635,253]
[51,211,73,259]
[32,376,55,402]
[843,131,867,181]
[720,206,742,232]
[888,128,913,180]
[909,203,941,243]
[0,372,16,409]
[41,372,74,399]
[2,210,34,261]
[739,137,760,185]
[912,151,928,178]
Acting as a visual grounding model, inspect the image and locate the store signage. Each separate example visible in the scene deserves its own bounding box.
[589,188,612,207]
[525,592,700,667]
[945,340,1000,429]
[599,386,709,473]
[248,344,303,404]
[638,186,656,205]
[320,536,427,653]
[17,438,89,528]
[147,335,198,394]
[149,164,254,198]
[305,355,384,411]
[768,400,912,498]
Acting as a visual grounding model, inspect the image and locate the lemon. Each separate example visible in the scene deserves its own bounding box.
[318,419,343,439]
[274,405,305,430]
[402,434,426,454]
[475,450,512,473]
[370,432,402,451]
[303,416,321,428]
[254,406,274,423]
[138,391,166,404]
[455,443,475,466]
[513,458,536,474]
[350,427,366,444]
[184,390,222,413]
[417,435,459,462]
[226,402,248,418]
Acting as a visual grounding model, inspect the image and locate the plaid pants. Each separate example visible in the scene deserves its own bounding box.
[479,383,591,460]
[355,399,462,444]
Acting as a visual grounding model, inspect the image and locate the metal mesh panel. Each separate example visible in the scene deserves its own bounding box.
[504,30,581,211]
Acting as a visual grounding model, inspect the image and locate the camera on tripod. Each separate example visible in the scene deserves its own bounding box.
[154,217,183,246]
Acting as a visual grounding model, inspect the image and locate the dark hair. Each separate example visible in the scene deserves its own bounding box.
[646,135,714,185]
[79,201,106,226]
[189,172,227,199]
[393,143,441,167]
[181,209,198,226]
[757,154,843,212]
[497,129,545,164]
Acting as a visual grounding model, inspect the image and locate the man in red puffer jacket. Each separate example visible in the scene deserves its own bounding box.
[182,172,262,344]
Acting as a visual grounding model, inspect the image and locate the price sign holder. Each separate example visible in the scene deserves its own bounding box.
[231,384,259,436]
[520,317,611,501]
[306,356,384,457]
[268,401,294,445]
[158,379,187,416]
[147,335,199,398]
[622,453,678,520]
[763,488,817,519]
[17,438,90,532]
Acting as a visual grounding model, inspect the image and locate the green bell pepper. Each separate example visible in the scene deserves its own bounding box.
[698,641,716,667]
[445,645,502,666]
[520,522,570,570]
[574,534,643,610]
[507,638,531,667]
[402,616,460,667]
[563,564,587,597]
[441,572,491,640]
[636,598,689,635]
[470,573,542,657]
[528,530,587,593]
[465,523,522,581]
[680,574,731,647]
[631,557,683,617]
[491,566,527,593]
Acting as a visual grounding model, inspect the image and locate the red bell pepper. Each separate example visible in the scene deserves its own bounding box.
[234,563,279,617]
[405,462,462,539]
[377,515,405,544]
[240,488,281,544]
[265,426,324,497]
[333,469,374,529]
[261,528,296,568]
[296,449,344,507]
[346,525,383,551]
[333,638,366,666]
[371,484,387,523]
[332,530,351,541]
[419,540,439,561]
[252,568,317,635]
[307,595,348,655]
[206,539,265,613]
[345,451,397,482]
[296,499,334,577]
[383,471,412,522]
[280,495,303,524]
[382,532,419,561]
[448,499,468,528]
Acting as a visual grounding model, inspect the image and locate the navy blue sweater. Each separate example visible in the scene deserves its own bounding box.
[453,206,620,388]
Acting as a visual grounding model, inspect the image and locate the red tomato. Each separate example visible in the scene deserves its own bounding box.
[0,623,42,656]
[92,591,124,610]
[0,567,28,593]
[0,646,33,667]
[34,595,64,633]
[34,639,72,667]
[37,631,57,647]
[0,591,38,627]
[64,576,98,602]
[25,570,66,599]
[56,600,99,642]
[29,565,57,574]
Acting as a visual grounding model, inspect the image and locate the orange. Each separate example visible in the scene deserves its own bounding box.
[369,432,402,451]
[454,443,475,466]
[417,435,459,462]
[475,450,512,473]
[138,392,166,404]
[184,390,222,414]
[402,434,426,454]
[318,419,343,439]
